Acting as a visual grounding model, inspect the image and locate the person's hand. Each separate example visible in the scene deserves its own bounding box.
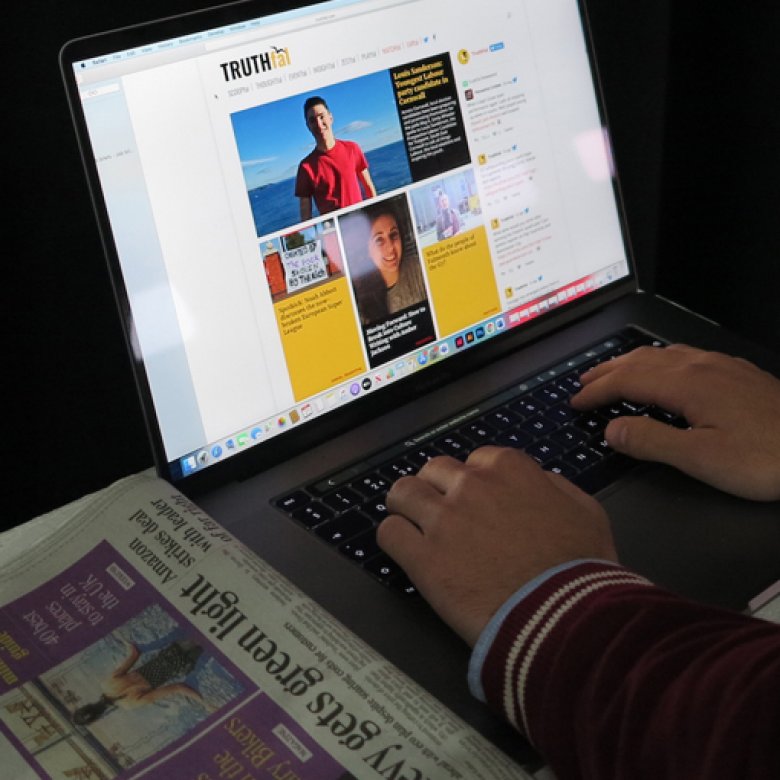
[377,447,616,646]
[572,344,780,501]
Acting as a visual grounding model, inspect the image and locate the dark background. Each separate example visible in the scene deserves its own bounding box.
[5,1,779,529]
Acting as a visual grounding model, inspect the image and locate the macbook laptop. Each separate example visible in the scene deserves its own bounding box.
[61,0,780,762]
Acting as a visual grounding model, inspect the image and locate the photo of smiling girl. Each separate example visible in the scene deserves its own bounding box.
[341,195,428,326]
[340,194,436,366]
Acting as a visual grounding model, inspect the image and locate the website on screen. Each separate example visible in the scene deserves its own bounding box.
[74,0,629,473]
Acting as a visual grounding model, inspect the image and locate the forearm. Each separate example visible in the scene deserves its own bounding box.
[474,562,780,779]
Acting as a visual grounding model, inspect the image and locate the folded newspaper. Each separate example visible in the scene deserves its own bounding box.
[0,474,536,780]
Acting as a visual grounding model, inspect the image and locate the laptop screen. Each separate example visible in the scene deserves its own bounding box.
[63,0,632,484]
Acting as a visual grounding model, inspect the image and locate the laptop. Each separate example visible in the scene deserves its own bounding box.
[61,0,780,763]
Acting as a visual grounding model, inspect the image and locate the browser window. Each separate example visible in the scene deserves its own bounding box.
[71,0,629,477]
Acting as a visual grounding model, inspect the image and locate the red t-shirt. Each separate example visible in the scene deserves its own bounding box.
[295,139,369,215]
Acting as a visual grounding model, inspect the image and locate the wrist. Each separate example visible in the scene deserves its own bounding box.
[467,559,623,702]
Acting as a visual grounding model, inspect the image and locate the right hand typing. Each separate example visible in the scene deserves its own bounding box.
[571,344,780,501]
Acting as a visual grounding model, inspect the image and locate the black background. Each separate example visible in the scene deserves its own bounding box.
[5,1,779,529]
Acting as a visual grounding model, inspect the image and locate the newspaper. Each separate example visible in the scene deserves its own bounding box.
[0,473,534,779]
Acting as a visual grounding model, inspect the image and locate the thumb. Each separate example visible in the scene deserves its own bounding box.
[605,415,697,468]
[605,417,780,501]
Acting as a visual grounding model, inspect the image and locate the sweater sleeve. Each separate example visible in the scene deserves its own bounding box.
[474,561,780,779]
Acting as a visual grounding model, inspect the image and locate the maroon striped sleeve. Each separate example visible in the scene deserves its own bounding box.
[479,562,780,778]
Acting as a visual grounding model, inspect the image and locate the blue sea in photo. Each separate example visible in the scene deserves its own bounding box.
[249,139,412,237]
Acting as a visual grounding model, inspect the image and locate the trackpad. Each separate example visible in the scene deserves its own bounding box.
[602,465,780,611]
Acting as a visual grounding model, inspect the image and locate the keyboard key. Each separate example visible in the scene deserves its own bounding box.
[380,459,417,480]
[339,529,381,562]
[292,502,333,528]
[405,445,441,468]
[364,553,402,581]
[574,412,607,435]
[434,433,472,458]
[363,497,390,523]
[563,446,602,470]
[544,403,577,424]
[388,574,418,597]
[532,385,566,405]
[600,403,628,420]
[526,440,564,464]
[321,487,362,512]
[494,428,533,449]
[622,332,665,350]
[550,426,588,450]
[557,373,583,394]
[578,357,601,374]
[484,408,521,429]
[276,490,310,512]
[315,509,372,545]
[461,420,497,444]
[648,406,689,428]
[509,396,546,415]
[352,472,391,498]
[544,460,578,479]
[520,414,558,437]
[589,435,612,456]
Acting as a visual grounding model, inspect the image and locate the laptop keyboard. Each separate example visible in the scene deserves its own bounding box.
[273,327,687,596]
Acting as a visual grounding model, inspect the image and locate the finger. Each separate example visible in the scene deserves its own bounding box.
[385,471,449,531]
[573,353,656,403]
[578,344,668,384]
[605,415,728,479]
[573,359,686,413]
[414,453,465,493]
[664,343,699,354]
[467,443,540,476]
[376,513,425,570]
[605,416,766,497]
[579,342,701,386]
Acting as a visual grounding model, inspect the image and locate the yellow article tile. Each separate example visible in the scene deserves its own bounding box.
[423,226,500,336]
[274,277,366,400]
